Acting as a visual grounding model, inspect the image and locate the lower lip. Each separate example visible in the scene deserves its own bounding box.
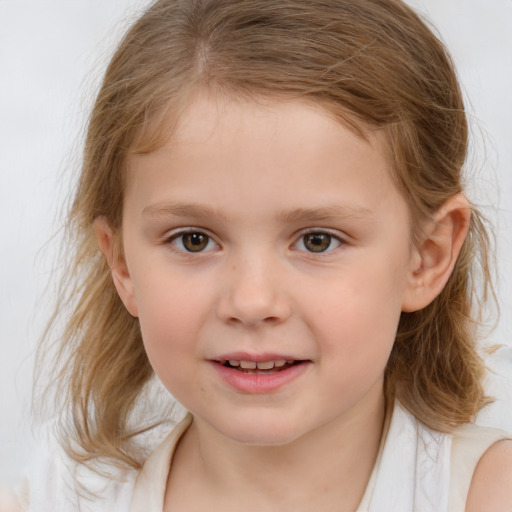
[211,361,310,394]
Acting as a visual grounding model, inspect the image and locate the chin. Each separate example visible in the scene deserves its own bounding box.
[212,414,306,447]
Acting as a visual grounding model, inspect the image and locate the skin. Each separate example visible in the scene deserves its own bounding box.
[95,94,511,511]
[466,439,512,511]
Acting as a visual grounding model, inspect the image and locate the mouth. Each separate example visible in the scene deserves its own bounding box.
[217,359,304,374]
[211,356,310,393]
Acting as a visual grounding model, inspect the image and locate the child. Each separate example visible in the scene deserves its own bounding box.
[20,0,512,510]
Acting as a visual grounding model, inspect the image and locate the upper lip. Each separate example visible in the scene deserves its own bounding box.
[212,352,306,363]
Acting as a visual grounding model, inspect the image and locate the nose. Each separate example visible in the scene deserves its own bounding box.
[216,255,292,327]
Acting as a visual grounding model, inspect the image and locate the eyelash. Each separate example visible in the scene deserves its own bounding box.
[166,229,220,254]
[166,228,346,255]
[292,229,345,254]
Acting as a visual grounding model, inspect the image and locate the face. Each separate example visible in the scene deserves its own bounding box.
[116,95,420,446]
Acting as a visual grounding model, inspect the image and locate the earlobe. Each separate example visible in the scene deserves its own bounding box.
[93,217,139,317]
[402,193,470,312]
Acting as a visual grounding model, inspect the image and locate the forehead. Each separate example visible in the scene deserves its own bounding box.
[173,92,374,149]
[124,94,405,224]
[129,90,374,156]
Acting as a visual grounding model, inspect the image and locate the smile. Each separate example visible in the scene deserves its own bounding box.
[221,359,297,373]
[212,358,310,393]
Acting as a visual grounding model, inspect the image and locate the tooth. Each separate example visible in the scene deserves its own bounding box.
[256,361,275,370]
[240,360,257,369]
[274,360,287,367]
[286,360,295,365]
[229,360,240,367]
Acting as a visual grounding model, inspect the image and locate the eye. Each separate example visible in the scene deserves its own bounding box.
[169,231,219,253]
[294,232,342,253]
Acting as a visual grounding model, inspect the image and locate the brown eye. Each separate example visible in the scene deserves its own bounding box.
[297,231,341,252]
[172,232,215,252]
[182,232,209,252]
[303,233,333,252]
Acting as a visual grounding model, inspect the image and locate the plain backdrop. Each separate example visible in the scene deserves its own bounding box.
[1,0,511,485]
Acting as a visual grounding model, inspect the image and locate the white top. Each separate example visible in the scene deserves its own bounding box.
[16,399,511,512]
[14,348,512,511]
[125,401,508,512]
[16,401,510,512]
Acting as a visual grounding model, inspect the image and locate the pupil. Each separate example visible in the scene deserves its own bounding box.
[305,233,331,252]
[183,233,208,252]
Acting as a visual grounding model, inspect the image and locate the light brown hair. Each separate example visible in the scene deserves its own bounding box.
[39,0,493,469]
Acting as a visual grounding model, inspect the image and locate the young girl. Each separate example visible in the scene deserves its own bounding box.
[19,0,512,510]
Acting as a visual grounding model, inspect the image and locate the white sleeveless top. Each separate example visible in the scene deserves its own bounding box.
[127,401,508,512]
[17,348,512,510]
[17,400,510,512]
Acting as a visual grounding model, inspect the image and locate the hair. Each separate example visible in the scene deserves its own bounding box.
[38,0,494,470]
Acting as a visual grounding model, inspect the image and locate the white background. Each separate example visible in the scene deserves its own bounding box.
[1,0,511,485]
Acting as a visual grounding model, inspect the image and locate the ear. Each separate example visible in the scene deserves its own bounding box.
[402,193,470,313]
[93,217,139,317]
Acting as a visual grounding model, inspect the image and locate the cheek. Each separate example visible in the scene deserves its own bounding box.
[305,260,406,362]
[132,271,212,377]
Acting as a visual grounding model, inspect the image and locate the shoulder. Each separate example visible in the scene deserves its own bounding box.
[465,438,512,512]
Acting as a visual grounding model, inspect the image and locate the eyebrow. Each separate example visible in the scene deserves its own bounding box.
[275,205,375,223]
[142,202,374,223]
[142,202,229,221]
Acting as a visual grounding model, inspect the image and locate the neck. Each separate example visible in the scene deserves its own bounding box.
[166,385,387,512]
